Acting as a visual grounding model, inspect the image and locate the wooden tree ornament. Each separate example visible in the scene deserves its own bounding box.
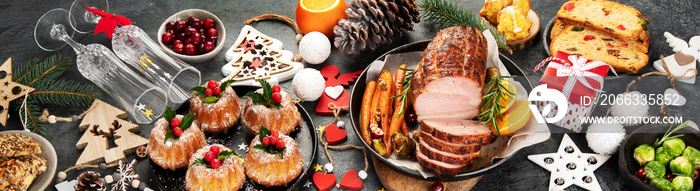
[75,99,148,165]
[0,58,35,126]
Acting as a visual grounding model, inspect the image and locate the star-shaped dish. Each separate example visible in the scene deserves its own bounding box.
[527,134,610,191]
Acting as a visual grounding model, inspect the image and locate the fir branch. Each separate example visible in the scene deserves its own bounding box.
[419,0,512,53]
[27,79,101,107]
[16,99,45,135]
[476,74,515,136]
[13,54,72,86]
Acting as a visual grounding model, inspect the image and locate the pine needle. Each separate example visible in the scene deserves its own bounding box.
[419,0,512,53]
[28,79,101,107]
[13,54,72,86]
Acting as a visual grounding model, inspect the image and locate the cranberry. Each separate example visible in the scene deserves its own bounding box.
[185,27,198,36]
[269,137,277,146]
[209,146,220,156]
[167,29,175,35]
[210,159,221,169]
[262,137,270,146]
[174,20,187,32]
[204,88,214,96]
[207,28,218,37]
[172,43,185,54]
[191,20,202,30]
[204,151,215,162]
[187,16,199,25]
[207,80,218,89]
[205,36,217,44]
[405,113,418,126]
[197,43,205,54]
[272,92,282,103]
[694,169,699,181]
[271,130,279,138]
[185,44,197,55]
[176,32,187,41]
[666,174,675,181]
[272,85,281,93]
[431,182,445,191]
[636,168,646,179]
[161,32,174,45]
[165,21,175,30]
[643,179,650,184]
[203,41,215,53]
[172,39,182,46]
[191,33,203,45]
[370,125,384,138]
[203,18,215,29]
[276,139,286,150]
[198,28,205,36]
[172,127,182,137]
[170,117,181,128]
[213,87,222,96]
[184,38,192,45]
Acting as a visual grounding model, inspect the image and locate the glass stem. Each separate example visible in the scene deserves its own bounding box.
[60,34,86,53]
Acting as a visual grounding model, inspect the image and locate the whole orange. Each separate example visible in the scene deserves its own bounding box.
[296,0,348,39]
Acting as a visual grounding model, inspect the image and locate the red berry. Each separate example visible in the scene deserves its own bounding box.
[188,16,199,25]
[172,39,182,46]
[431,182,445,191]
[165,21,175,30]
[271,130,279,138]
[213,87,222,96]
[172,43,185,54]
[185,27,197,37]
[175,21,187,32]
[185,44,197,55]
[666,174,675,181]
[172,127,182,137]
[272,92,282,103]
[370,125,384,138]
[167,29,175,35]
[636,168,646,179]
[191,20,202,30]
[276,139,286,150]
[262,137,270,146]
[405,113,418,126]
[205,88,214,96]
[161,32,174,45]
[197,43,205,54]
[184,38,192,45]
[207,28,218,37]
[272,85,281,93]
[269,137,277,146]
[203,18,215,29]
[176,32,187,41]
[170,117,181,128]
[694,169,699,181]
[191,33,203,45]
[205,36,217,44]
[207,80,218,89]
[643,179,650,184]
[204,151,215,162]
[210,159,221,169]
[209,146,220,156]
[203,41,215,53]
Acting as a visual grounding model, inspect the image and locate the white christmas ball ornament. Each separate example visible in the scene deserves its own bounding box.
[299,32,331,64]
[292,69,325,101]
[586,122,626,155]
[610,91,648,126]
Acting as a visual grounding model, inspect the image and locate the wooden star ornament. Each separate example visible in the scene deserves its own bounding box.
[0,58,35,126]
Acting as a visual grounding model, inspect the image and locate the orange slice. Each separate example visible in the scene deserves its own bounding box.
[498,79,517,114]
[296,0,348,38]
[492,98,531,136]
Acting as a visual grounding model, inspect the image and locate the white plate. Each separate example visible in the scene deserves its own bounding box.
[0,130,57,191]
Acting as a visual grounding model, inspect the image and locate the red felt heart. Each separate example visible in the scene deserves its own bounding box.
[315,90,350,115]
[340,170,363,190]
[313,172,336,191]
[325,124,347,144]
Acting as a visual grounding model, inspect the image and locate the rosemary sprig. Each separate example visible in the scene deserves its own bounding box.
[390,68,415,118]
[419,0,512,54]
[477,74,515,136]
[653,121,690,148]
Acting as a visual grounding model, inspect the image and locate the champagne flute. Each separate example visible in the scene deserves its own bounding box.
[34,8,167,124]
[69,0,109,34]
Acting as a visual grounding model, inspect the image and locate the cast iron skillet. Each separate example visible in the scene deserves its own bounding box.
[349,40,533,181]
[151,85,317,191]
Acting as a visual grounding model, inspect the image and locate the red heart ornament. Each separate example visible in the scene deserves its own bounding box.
[325,124,347,144]
[340,170,363,190]
[312,172,336,191]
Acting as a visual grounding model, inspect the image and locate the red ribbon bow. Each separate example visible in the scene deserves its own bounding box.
[86,7,132,39]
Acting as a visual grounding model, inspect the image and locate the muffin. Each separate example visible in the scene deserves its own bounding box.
[242,87,301,135]
[148,114,207,170]
[497,6,532,41]
[190,80,242,133]
[244,130,303,187]
[186,144,246,191]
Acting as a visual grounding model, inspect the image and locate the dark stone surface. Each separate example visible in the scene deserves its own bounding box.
[0,0,698,190]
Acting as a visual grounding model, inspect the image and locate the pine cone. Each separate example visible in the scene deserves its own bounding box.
[334,0,421,54]
[75,171,104,191]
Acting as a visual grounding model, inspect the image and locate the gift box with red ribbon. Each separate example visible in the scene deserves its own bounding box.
[533,51,614,132]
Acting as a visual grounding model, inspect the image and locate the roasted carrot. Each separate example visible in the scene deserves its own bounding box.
[400,120,408,136]
[367,79,382,145]
[378,70,394,157]
[393,64,407,109]
[360,81,377,145]
[386,64,408,153]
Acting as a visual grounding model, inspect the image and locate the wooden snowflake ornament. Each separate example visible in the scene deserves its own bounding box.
[0,58,35,126]
[222,25,303,86]
[75,100,148,165]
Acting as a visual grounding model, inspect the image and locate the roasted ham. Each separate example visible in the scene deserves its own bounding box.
[420,132,481,155]
[419,140,480,165]
[420,119,493,145]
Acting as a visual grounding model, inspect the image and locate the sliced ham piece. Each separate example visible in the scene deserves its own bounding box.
[416,147,465,178]
[420,131,481,154]
[421,119,493,145]
[410,26,487,122]
[419,140,480,165]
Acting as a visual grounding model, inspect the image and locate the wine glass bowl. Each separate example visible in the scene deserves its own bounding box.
[157,9,226,63]
[70,0,109,33]
[34,9,75,51]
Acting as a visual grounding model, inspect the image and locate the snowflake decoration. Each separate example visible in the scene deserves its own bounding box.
[112,159,139,191]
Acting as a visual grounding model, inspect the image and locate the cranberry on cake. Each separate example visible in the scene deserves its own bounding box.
[189,80,242,133]
[244,126,303,187]
[242,79,301,135]
[186,144,245,191]
[148,108,207,170]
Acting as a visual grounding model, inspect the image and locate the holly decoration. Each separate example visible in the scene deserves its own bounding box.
[244,79,282,109]
[253,125,286,159]
[191,146,240,169]
[163,107,195,142]
[191,79,236,103]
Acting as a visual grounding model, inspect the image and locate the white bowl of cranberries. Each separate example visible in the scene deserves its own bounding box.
[158,9,225,63]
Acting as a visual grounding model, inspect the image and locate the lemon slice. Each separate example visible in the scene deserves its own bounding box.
[493,98,531,135]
